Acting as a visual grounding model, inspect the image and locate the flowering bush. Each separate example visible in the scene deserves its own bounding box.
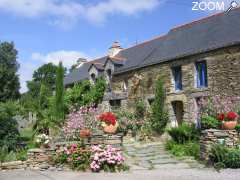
[63,105,100,139]
[90,145,127,172]
[35,134,50,146]
[54,144,128,172]
[98,112,117,126]
[55,144,91,171]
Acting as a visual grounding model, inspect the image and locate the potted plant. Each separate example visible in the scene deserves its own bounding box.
[79,129,91,138]
[220,112,238,130]
[98,112,118,134]
[36,134,51,149]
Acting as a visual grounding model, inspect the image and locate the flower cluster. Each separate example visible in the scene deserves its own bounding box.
[63,104,99,139]
[90,145,125,172]
[217,111,238,121]
[98,112,117,126]
[56,144,91,171]
[35,134,50,145]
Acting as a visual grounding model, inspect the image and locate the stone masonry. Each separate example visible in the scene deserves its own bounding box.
[200,129,240,161]
[107,45,240,126]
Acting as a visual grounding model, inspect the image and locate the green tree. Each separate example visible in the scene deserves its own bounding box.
[27,63,58,98]
[0,42,20,102]
[55,61,65,123]
[150,79,169,134]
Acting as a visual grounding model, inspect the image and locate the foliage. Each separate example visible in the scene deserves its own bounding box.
[209,144,240,169]
[224,149,240,168]
[150,79,169,134]
[27,63,58,98]
[55,62,65,123]
[135,99,145,119]
[165,140,200,159]
[0,41,20,102]
[0,148,27,162]
[65,78,106,110]
[0,102,20,151]
[235,124,240,132]
[201,115,220,129]
[90,145,127,172]
[138,121,153,142]
[209,144,229,165]
[55,144,91,171]
[167,123,200,144]
[115,110,135,135]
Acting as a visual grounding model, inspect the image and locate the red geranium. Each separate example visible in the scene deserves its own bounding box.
[226,111,238,121]
[98,112,117,126]
[217,113,225,121]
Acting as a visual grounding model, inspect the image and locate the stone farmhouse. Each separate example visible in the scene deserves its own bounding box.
[64,8,240,127]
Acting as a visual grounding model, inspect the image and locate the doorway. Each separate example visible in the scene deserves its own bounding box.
[172,101,184,126]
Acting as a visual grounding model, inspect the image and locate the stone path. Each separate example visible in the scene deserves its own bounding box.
[123,140,205,171]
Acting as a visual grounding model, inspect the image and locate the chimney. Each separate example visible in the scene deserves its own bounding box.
[76,58,87,68]
[108,41,122,57]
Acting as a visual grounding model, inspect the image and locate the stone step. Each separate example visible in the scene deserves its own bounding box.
[149,159,181,165]
[153,163,192,169]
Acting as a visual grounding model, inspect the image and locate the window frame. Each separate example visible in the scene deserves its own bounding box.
[172,66,183,91]
[195,61,208,88]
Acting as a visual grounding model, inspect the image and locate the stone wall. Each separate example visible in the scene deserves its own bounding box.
[200,129,240,161]
[105,45,240,126]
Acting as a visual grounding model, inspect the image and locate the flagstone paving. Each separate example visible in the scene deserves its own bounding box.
[123,140,205,171]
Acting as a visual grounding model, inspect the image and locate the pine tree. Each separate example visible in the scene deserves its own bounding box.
[150,79,169,134]
[55,61,65,123]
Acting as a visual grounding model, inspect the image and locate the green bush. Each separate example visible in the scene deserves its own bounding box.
[150,79,169,134]
[224,149,240,168]
[209,144,228,165]
[165,140,200,159]
[201,115,220,129]
[167,123,200,144]
[0,102,20,151]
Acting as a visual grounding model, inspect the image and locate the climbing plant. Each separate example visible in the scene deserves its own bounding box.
[150,79,169,134]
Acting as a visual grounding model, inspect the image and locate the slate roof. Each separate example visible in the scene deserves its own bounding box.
[64,8,240,86]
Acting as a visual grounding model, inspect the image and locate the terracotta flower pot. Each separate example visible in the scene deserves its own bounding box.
[80,129,91,138]
[223,121,237,130]
[103,124,118,134]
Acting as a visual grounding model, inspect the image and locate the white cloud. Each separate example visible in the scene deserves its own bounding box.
[0,0,162,28]
[31,50,87,68]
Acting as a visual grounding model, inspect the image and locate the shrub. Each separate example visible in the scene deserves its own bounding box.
[90,145,127,172]
[55,144,91,171]
[0,102,20,151]
[165,140,200,159]
[201,115,220,129]
[224,149,240,168]
[167,123,200,144]
[135,100,145,119]
[209,144,228,165]
[150,79,169,134]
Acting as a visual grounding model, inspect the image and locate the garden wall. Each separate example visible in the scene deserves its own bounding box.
[200,129,240,160]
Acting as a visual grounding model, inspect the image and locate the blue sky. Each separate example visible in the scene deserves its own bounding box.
[0,0,234,92]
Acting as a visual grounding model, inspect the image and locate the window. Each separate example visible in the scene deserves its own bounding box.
[196,61,208,88]
[172,66,182,91]
[90,73,96,84]
[109,100,121,108]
